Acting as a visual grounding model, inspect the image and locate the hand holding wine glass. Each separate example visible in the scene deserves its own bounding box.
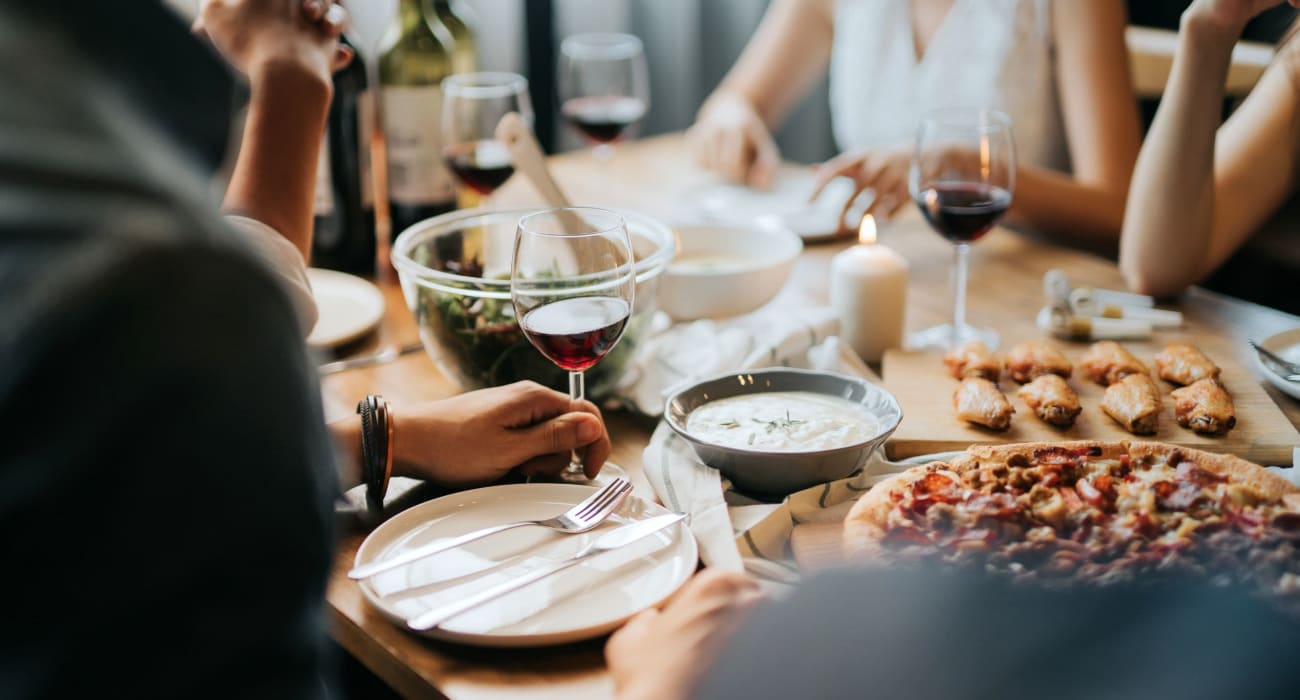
[559,33,650,160]
[442,72,532,205]
[511,207,635,483]
[908,109,1015,351]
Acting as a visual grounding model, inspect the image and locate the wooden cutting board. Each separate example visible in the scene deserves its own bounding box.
[881,339,1299,466]
[790,521,848,573]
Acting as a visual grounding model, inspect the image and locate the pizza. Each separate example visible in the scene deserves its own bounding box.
[844,441,1300,601]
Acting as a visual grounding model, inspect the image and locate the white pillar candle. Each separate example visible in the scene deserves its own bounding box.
[829,216,909,362]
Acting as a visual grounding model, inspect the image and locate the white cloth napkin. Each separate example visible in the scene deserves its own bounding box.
[613,306,871,416]
[642,422,939,583]
[627,306,901,581]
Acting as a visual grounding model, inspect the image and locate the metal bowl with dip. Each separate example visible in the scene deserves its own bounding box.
[665,368,903,497]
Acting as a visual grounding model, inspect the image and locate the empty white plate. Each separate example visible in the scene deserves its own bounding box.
[1256,328,1300,401]
[354,483,698,647]
[687,168,867,242]
[306,268,385,348]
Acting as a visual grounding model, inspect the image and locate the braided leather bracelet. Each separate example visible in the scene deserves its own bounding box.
[356,395,393,514]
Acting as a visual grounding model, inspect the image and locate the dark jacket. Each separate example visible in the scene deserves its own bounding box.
[0,3,337,697]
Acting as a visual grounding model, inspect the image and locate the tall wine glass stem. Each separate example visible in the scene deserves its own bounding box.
[567,370,586,476]
[593,143,614,161]
[951,243,970,347]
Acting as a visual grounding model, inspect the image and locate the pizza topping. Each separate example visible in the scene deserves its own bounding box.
[1271,512,1300,538]
[1176,460,1226,487]
[1075,478,1105,508]
[867,442,1300,608]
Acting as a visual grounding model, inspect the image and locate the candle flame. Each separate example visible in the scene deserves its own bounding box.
[858,214,877,245]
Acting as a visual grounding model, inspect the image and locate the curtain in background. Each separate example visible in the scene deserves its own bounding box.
[470,0,837,164]
[163,0,838,163]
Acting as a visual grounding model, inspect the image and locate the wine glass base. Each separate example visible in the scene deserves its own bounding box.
[908,323,1000,352]
[553,461,628,486]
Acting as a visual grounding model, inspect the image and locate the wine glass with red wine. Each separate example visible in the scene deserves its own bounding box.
[511,207,635,483]
[907,109,1015,351]
[558,33,649,160]
[441,72,532,205]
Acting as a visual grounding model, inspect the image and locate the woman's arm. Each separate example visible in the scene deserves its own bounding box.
[1121,0,1300,296]
[687,0,835,186]
[1009,0,1141,244]
[224,61,333,258]
[199,0,349,258]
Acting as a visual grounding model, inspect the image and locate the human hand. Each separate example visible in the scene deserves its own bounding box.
[197,0,353,85]
[687,94,781,189]
[1185,0,1300,35]
[606,570,764,700]
[390,381,613,487]
[811,146,913,233]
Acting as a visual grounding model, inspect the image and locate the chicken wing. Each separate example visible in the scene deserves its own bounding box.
[1017,374,1082,428]
[954,377,1014,431]
[1080,341,1147,386]
[1154,342,1221,386]
[1171,378,1236,436]
[1005,340,1073,383]
[943,341,1001,381]
[1100,373,1161,435]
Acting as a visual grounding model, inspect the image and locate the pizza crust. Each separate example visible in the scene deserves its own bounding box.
[843,467,927,558]
[1127,441,1298,501]
[842,441,1298,559]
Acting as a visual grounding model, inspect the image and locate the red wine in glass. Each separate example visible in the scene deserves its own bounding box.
[914,182,1012,244]
[521,297,630,371]
[561,96,647,144]
[443,140,515,196]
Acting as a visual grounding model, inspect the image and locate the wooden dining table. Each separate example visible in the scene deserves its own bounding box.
[319,134,1300,699]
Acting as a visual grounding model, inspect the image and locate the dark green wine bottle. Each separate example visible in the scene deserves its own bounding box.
[312,37,377,275]
[380,0,456,241]
[432,0,476,74]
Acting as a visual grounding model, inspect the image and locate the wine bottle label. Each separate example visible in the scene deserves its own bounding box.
[358,88,375,209]
[382,85,453,206]
[313,126,335,216]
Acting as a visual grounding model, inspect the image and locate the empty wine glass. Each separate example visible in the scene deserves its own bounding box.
[558,33,649,160]
[341,0,399,62]
[511,207,635,483]
[907,109,1015,351]
[442,72,532,207]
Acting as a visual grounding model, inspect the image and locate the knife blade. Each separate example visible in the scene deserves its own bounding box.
[318,342,423,375]
[406,513,687,631]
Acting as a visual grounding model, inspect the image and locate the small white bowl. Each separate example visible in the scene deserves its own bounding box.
[658,220,803,320]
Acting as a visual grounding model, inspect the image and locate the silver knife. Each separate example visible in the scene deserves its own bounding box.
[1250,341,1300,382]
[406,513,687,631]
[318,342,423,375]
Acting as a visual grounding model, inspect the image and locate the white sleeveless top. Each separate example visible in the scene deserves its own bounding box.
[829,0,1069,171]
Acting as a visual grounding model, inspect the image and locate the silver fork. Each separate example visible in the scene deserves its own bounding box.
[1249,341,1300,381]
[348,477,633,580]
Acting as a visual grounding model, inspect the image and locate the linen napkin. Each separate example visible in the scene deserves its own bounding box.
[642,422,940,583]
[626,304,898,581]
[613,306,871,416]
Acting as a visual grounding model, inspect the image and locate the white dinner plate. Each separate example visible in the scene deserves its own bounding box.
[354,483,698,647]
[687,167,868,242]
[305,268,385,348]
[1256,327,1300,401]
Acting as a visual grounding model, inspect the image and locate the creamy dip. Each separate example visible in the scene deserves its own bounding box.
[668,253,757,274]
[685,391,879,452]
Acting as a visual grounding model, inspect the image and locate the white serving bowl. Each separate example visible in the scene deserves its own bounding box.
[658,219,802,320]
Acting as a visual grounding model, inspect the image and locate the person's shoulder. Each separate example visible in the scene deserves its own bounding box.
[2,209,295,364]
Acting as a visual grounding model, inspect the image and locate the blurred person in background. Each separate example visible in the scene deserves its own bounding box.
[1121,0,1300,298]
[607,566,1300,700]
[0,0,608,695]
[688,0,1142,250]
